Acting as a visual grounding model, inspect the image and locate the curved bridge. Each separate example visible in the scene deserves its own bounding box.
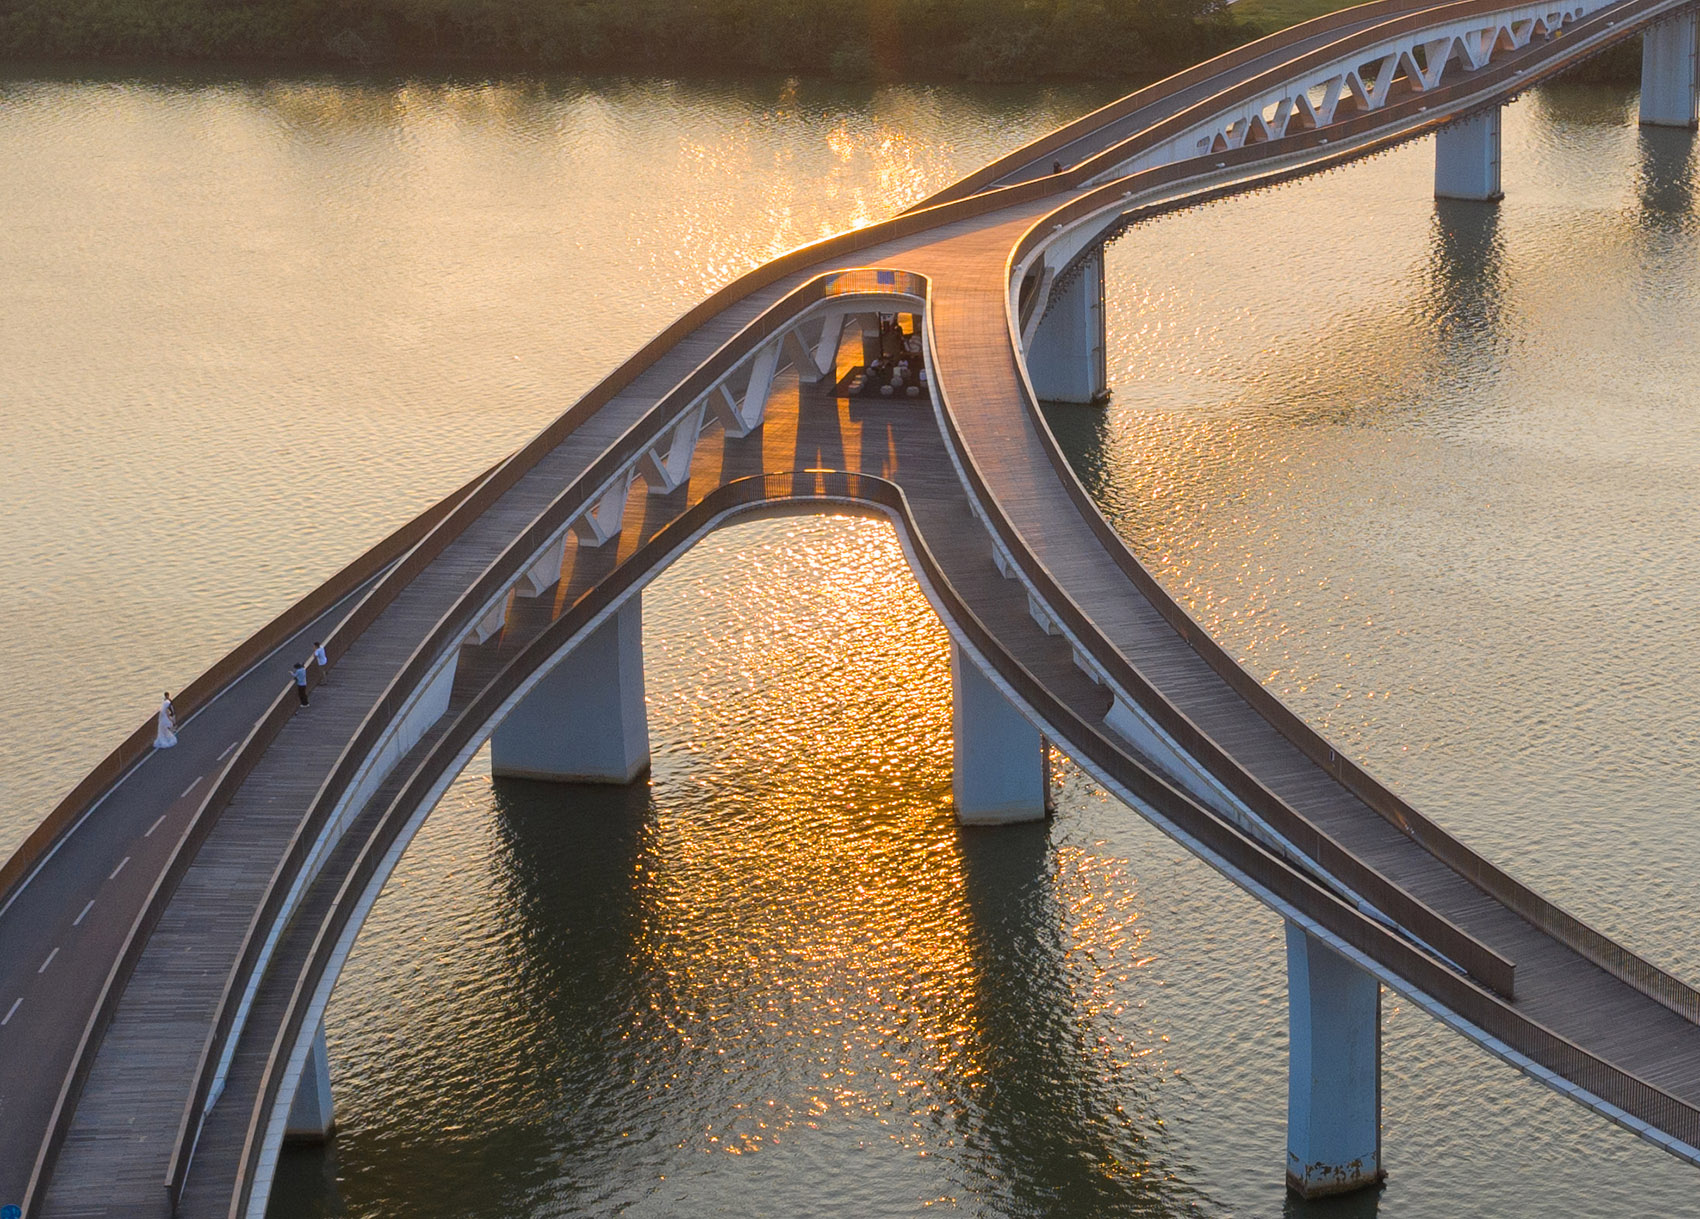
[6,0,1700,1211]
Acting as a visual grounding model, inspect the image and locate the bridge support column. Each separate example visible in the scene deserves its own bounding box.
[284,1022,336,1142]
[951,644,1046,824]
[491,596,649,783]
[1641,13,1699,128]
[1026,246,1108,404]
[1286,923,1383,1198]
[1434,107,1503,201]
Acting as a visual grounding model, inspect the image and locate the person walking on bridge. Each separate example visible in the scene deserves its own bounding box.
[291,661,310,707]
[154,692,178,748]
[312,640,330,684]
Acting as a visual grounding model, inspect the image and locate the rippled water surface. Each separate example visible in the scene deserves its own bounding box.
[3,71,1699,1218]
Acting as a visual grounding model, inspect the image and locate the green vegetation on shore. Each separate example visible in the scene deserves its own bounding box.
[0,0,1644,86]
[0,0,1244,82]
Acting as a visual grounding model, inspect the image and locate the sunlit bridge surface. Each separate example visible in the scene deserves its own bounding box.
[6,8,1700,1215]
[288,518,1198,1216]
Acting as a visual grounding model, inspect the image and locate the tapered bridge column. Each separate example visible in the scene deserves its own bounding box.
[491,596,650,783]
[284,1022,336,1142]
[951,644,1046,824]
[1286,923,1383,1198]
[1026,245,1108,404]
[1434,106,1503,201]
[1642,13,1699,128]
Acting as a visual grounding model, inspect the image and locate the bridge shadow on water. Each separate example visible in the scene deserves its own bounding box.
[948,820,1209,1216]
[1634,124,1698,229]
[271,757,1235,1217]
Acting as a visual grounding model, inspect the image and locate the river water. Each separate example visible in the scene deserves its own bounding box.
[2,68,1697,1217]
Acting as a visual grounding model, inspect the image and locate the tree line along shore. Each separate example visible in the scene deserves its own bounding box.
[1,0,1238,81]
[0,0,1639,84]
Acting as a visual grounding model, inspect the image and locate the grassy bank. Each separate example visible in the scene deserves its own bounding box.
[0,0,1243,83]
[0,0,1644,85]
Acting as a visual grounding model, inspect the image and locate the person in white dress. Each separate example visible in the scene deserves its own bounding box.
[155,692,178,749]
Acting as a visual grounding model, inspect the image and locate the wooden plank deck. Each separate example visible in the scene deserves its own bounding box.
[29,10,1700,1205]
[905,217,1700,1115]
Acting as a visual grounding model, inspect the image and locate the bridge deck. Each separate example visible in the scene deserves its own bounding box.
[906,221,1700,1102]
[174,368,1125,1214]
[12,0,1700,1208]
[34,275,803,1216]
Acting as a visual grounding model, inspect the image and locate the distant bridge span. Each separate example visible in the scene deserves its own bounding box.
[7,0,1700,1210]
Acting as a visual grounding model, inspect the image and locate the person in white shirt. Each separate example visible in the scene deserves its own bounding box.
[312,641,330,684]
[154,692,178,748]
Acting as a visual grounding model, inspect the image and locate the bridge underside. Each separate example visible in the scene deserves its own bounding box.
[20,0,1700,1212]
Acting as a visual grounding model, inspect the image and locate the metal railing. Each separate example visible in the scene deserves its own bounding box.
[991,0,1700,1028]
[163,269,926,1210]
[0,462,495,908]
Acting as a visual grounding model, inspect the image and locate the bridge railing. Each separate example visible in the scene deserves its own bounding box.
[915,0,1466,206]
[0,461,496,910]
[14,461,499,1217]
[226,464,1700,1219]
[1001,104,1700,1030]
[164,268,927,1209]
[1066,0,1688,197]
[219,472,902,1217]
[917,278,1700,1148]
[921,304,1516,1000]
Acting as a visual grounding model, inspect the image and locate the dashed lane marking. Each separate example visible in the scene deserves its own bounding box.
[145,814,167,837]
[74,900,95,927]
[38,948,59,974]
[109,856,130,881]
[217,741,237,762]
[2,998,20,1025]
[180,775,204,800]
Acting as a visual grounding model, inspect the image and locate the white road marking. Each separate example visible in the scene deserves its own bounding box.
[2,998,21,1025]
[109,856,130,881]
[217,741,237,761]
[74,900,95,927]
[145,814,167,837]
[39,947,59,974]
[180,775,204,800]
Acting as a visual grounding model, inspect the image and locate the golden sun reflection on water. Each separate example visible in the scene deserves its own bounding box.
[633,517,982,1152]
[309,516,1187,1216]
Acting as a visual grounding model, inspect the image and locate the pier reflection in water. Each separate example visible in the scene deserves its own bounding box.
[271,519,1202,1217]
[9,68,1700,1218]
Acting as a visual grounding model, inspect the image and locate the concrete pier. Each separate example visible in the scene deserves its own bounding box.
[1641,13,1699,128]
[1026,246,1108,404]
[1286,923,1383,1198]
[950,644,1046,824]
[1434,107,1503,201]
[283,1023,335,1142]
[490,596,650,783]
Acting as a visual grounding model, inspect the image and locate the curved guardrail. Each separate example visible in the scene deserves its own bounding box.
[918,272,1700,1147]
[917,0,1459,206]
[13,460,501,1217]
[997,22,1700,1026]
[920,312,1518,1000]
[223,454,1700,1218]
[0,462,497,909]
[162,269,928,1209]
